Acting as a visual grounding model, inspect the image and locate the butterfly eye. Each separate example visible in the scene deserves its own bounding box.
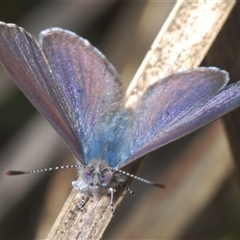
[100,171,112,186]
[100,173,106,180]
[82,169,92,183]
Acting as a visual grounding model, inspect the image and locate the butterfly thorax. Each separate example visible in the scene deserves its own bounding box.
[72,160,127,196]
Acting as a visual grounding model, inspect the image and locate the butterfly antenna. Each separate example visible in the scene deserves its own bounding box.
[119,183,134,194]
[112,168,166,189]
[6,164,83,176]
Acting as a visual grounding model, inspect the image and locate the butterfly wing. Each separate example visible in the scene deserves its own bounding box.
[39,28,125,164]
[0,23,124,164]
[0,23,83,159]
[118,67,240,167]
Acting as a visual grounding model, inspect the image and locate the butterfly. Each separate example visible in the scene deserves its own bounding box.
[1,22,240,215]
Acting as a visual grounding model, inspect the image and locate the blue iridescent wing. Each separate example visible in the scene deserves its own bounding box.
[2,23,240,170]
[0,23,83,159]
[117,68,240,167]
[39,28,125,164]
[0,23,124,164]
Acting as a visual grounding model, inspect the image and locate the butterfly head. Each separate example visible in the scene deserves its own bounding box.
[82,160,113,188]
[75,160,127,196]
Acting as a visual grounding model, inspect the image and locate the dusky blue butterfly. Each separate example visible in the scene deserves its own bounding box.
[1,22,240,215]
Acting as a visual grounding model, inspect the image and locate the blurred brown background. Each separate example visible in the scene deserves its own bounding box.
[0,1,240,239]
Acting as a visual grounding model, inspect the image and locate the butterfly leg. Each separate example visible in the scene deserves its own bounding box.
[77,193,88,210]
[72,179,89,211]
[108,187,116,216]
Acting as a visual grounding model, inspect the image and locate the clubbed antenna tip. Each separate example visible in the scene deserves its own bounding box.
[6,170,26,175]
[151,183,166,189]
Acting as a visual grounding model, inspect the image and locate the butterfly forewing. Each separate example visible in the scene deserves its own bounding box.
[119,68,240,166]
[0,23,86,161]
[175,81,240,137]
[39,28,125,163]
[0,23,124,164]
